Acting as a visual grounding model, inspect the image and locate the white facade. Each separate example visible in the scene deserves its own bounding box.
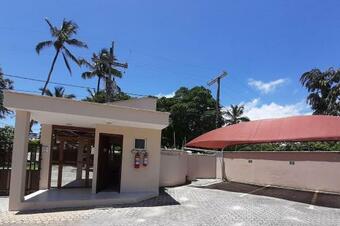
[4,91,169,211]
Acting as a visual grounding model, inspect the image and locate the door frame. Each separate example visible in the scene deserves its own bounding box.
[49,125,95,189]
[96,133,124,193]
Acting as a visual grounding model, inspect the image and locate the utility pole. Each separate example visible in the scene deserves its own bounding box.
[106,41,128,102]
[208,71,227,128]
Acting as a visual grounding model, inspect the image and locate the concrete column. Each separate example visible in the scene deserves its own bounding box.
[39,124,52,189]
[9,110,31,210]
[91,127,100,194]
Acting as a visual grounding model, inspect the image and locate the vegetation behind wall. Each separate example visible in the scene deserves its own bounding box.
[224,141,340,152]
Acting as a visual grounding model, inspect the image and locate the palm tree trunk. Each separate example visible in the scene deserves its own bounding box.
[30,49,60,130]
[105,75,113,103]
[41,49,60,95]
[96,77,101,93]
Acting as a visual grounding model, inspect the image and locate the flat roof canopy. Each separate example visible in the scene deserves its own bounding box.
[186,115,340,149]
[4,91,170,130]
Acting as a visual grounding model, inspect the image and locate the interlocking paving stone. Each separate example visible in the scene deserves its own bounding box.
[1,181,340,225]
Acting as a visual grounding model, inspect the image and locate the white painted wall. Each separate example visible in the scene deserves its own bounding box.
[159,151,216,187]
[93,124,162,194]
[160,151,340,193]
[222,152,340,194]
[187,154,216,180]
[159,151,188,187]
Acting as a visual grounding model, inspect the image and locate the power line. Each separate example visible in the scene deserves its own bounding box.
[4,73,93,89]
[0,26,252,102]
[0,25,238,80]
[3,73,147,97]
[0,26,251,93]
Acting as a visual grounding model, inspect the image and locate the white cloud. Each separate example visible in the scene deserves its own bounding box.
[243,98,311,120]
[155,91,175,98]
[248,78,287,94]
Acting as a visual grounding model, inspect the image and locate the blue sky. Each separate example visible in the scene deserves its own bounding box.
[1,0,340,129]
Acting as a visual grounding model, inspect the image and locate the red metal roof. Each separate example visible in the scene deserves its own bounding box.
[186,115,340,149]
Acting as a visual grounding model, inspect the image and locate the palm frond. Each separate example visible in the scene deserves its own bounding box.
[86,88,96,98]
[54,86,65,97]
[62,46,80,65]
[61,19,78,36]
[39,87,53,96]
[78,58,92,68]
[238,116,250,122]
[64,94,76,99]
[107,67,123,78]
[65,39,88,48]
[81,71,96,79]
[35,40,53,54]
[44,18,58,36]
[62,52,72,74]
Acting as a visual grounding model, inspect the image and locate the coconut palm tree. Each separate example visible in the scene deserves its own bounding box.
[81,53,105,93]
[36,18,88,95]
[81,48,123,101]
[223,104,250,125]
[100,48,125,102]
[39,86,75,99]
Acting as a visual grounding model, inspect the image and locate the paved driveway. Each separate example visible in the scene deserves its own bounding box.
[1,180,340,226]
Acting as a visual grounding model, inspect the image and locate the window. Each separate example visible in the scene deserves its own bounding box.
[135,139,146,150]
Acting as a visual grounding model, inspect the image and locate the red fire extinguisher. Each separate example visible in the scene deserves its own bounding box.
[143,152,148,166]
[134,152,140,168]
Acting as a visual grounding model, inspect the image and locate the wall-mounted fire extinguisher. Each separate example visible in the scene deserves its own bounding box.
[134,152,140,168]
[143,152,148,166]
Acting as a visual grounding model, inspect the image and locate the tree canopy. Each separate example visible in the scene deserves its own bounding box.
[223,104,250,125]
[39,86,75,99]
[157,86,223,148]
[82,49,124,98]
[0,126,14,143]
[300,68,340,115]
[0,67,13,118]
[82,88,130,103]
[224,141,340,152]
[36,18,87,95]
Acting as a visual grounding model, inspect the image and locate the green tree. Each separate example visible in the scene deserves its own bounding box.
[0,67,13,118]
[300,68,340,115]
[223,104,250,125]
[36,18,88,95]
[39,86,75,99]
[157,86,221,148]
[225,141,340,152]
[0,126,14,143]
[83,88,130,103]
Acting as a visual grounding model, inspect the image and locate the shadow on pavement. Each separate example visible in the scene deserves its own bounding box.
[193,181,340,209]
[16,188,180,215]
